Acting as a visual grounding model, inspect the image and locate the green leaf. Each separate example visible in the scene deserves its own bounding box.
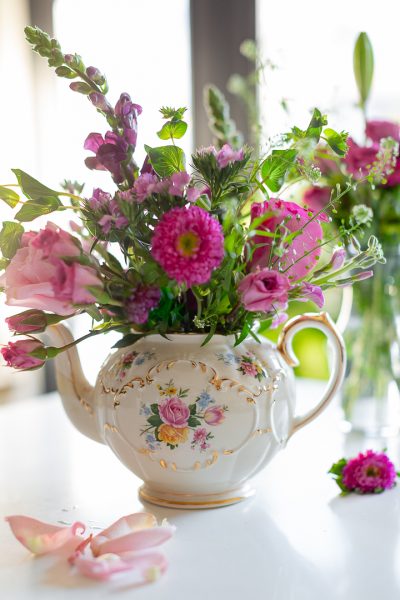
[15,197,62,222]
[148,414,163,427]
[353,32,374,108]
[159,106,187,120]
[0,221,24,259]
[11,169,60,200]
[260,149,297,192]
[0,257,10,271]
[112,333,147,348]
[0,186,19,208]
[87,286,122,306]
[150,403,160,415]
[144,144,186,177]
[323,128,348,157]
[188,417,202,427]
[157,120,188,140]
[306,108,327,140]
[189,403,197,415]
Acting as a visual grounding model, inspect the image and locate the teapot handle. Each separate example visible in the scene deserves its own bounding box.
[277,312,346,437]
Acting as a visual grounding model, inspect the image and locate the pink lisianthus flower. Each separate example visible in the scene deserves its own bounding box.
[330,450,398,495]
[125,285,161,324]
[204,405,225,425]
[238,268,291,313]
[216,144,244,168]
[6,309,48,334]
[1,339,46,370]
[295,282,325,309]
[151,206,224,287]
[250,198,325,280]
[0,222,102,316]
[303,186,331,212]
[159,397,190,428]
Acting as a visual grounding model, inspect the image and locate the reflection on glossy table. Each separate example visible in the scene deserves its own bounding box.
[1,380,399,600]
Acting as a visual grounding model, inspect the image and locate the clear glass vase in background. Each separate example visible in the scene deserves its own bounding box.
[342,245,400,436]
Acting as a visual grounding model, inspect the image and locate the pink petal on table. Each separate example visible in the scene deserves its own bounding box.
[73,550,167,582]
[92,525,175,557]
[5,515,85,555]
[90,513,155,555]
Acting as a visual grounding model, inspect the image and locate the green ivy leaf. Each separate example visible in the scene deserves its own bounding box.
[159,106,187,120]
[157,120,188,140]
[188,417,202,427]
[11,169,60,200]
[260,149,297,192]
[15,197,62,222]
[150,403,160,415]
[323,128,349,156]
[306,108,327,141]
[144,144,186,177]
[112,333,147,348]
[0,221,24,259]
[189,403,197,415]
[353,32,374,109]
[148,414,163,427]
[0,186,19,208]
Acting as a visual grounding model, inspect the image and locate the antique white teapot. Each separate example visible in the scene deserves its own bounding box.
[47,312,345,509]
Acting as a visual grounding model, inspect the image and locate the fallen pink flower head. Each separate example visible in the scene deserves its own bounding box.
[329,450,398,495]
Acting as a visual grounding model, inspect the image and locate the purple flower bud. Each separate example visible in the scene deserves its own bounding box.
[354,270,374,281]
[64,54,74,64]
[86,66,101,80]
[89,92,113,113]
[331,248,346,270]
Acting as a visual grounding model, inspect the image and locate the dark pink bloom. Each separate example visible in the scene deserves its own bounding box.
[366,120,400,143]
[342,449,397,493]
[88,188,112,211]
[296,282,324,308]
[193,428,208,443]
[6,310,47,334]
[151,206,224,287]
[344,137,378,179]
[250,199,324,280]
[89,92,113,114]
[114,93,142,148]
[303,186,331,212]
[168,171,190,197]
[238,268,290,313]
[0,222,101,315]
[84,131,128,183]
[98,199,129,234]
[204,405,225,425]
[133,173,159,202]
[216,144,244,168]
[125,285,161,324]
[1,339,45,370]
[159,397,190,428]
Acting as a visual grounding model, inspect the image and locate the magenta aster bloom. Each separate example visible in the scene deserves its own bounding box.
[329,450,398,495]
[151,206,224,287]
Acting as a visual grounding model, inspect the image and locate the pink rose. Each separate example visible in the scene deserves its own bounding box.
[0,223,102,316]
[1,339,45,370]
[6,310,48,334]
[366,120,400,143]
[159,397,190,428]
[250,199,324,280]
[238,268,290,313]
[204,405,225,426]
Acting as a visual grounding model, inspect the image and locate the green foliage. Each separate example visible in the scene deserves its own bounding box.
[55,66,77,79]
[0,221,24,259]
[323,128,348,156]
[144,144,186,177]
[11,169,60,200]
[353,32,374,109]
[157,120,187,140]
[15,197,62,222]
[0,186,19,208]
[203,85,243,149]
[328,458,350,494]
[112,333,148,348]
[159,107,187,120]
[261,149,297,192]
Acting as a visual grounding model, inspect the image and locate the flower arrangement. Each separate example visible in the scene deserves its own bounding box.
[329,449,399,495]
[0,27,385,371]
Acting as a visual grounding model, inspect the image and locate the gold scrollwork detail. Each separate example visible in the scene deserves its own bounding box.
[104,422,118,433]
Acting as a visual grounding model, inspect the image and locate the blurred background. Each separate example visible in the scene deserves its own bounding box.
[1,0,399,400]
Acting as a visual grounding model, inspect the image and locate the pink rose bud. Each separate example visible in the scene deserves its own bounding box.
[6,310,48,334]
[238,268,290,313]
[204,405,225,426]
[1,339,46,370]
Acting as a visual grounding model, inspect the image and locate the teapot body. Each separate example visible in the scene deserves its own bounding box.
[93,334,296,507]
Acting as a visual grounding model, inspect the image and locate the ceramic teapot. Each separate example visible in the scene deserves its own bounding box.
[47,312,345,509]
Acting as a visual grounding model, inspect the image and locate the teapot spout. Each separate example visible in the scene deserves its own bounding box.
[46,323,103,444]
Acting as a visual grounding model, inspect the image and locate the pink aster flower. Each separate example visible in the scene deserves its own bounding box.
[151,206,224,287]
[216,144,244,168]
[329,450,398,495]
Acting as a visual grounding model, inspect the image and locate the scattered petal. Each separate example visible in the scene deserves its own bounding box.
[5,515,85,555]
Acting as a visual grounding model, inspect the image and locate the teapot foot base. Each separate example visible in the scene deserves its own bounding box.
[138,483,255,509]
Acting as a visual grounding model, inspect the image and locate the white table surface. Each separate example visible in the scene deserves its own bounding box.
[1,380,400,600]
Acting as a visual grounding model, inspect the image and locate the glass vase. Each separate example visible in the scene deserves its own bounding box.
[342,246,400,436]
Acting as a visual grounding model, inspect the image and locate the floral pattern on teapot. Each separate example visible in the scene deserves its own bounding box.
[113,350,156,381]
[216,351,266,381]
[139,379,228,451]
